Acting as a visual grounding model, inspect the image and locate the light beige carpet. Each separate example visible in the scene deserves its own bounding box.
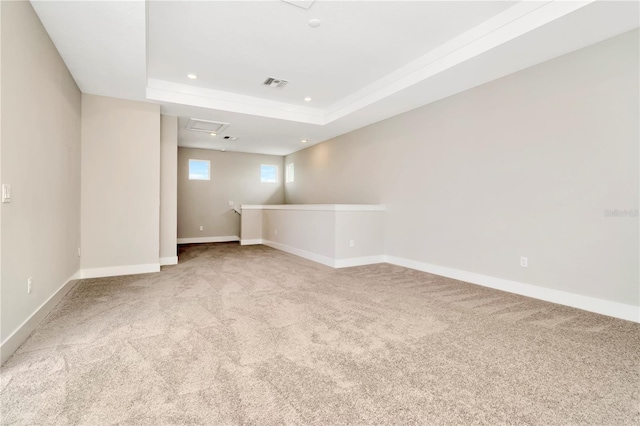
[1,243,638,425]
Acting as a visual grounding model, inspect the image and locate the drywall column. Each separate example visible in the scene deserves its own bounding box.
[1,1,81,363]
[81,94,161,277]
[160,115,178,265]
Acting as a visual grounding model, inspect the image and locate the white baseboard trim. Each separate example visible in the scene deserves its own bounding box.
[1,271,80,365]
[334,255,387,268]
[241,239,263,246]
[262,240,335,268]
[257,241,639,322]
[262,241,385,269]
[177,236,239,244]
[160,256,178,266]
[80,263,160,279]
[385,256,640,323]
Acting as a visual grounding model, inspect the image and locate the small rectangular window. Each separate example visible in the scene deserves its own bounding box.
[285,163,294,183]
[189,159,210,180]
[261,164,278,183]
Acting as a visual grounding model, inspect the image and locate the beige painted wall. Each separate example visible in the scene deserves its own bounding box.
[160,115,178,261]
[260,207,385,263]
[240,209,262,241]
[334,212,385,260]
[285,30,639,307]
[263,210,336,258]
[81,94,160,270]
[1,0,3,349]
[1,1,81,342]
[177,148,284,239]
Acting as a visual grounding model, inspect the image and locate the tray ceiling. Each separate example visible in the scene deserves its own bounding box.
[31,0,639,155]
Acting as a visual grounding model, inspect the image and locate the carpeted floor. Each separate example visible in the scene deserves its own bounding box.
[1,243,638,425]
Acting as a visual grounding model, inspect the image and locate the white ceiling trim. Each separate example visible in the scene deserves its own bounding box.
[146,0,594,127]
[31,0,638,156]
[324,0,594,123]
[146,79,326,124]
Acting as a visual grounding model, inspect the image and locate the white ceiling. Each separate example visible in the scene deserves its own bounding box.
[147,1,516,108]
[32,0,639,156]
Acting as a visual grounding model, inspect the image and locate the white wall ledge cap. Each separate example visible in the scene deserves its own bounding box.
[241,204,386,211]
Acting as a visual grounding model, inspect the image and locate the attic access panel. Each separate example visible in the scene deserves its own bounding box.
[186,118,230,134]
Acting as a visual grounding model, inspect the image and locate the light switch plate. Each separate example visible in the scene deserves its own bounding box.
[2,184,11,203]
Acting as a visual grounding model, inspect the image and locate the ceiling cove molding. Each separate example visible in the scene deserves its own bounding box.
[323,0,594,123]
[146,0,594,126]
[146,79,326,125]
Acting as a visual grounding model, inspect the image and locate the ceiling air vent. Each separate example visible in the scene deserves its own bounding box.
[186,118,230,134]
[263,77,288,89]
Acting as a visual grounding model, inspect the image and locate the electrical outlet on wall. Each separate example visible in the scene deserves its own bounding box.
[27,277,32,294]
[520,257,528,268]
[349,240,355,248]
[228,201,234,206]
[199,225,204,231]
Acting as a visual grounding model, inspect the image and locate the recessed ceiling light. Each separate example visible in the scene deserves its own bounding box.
[304,97,312,102]
[301,139,308,143]
[308,18,321,28]
[187,73,198,79]
[209,132,217,136]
